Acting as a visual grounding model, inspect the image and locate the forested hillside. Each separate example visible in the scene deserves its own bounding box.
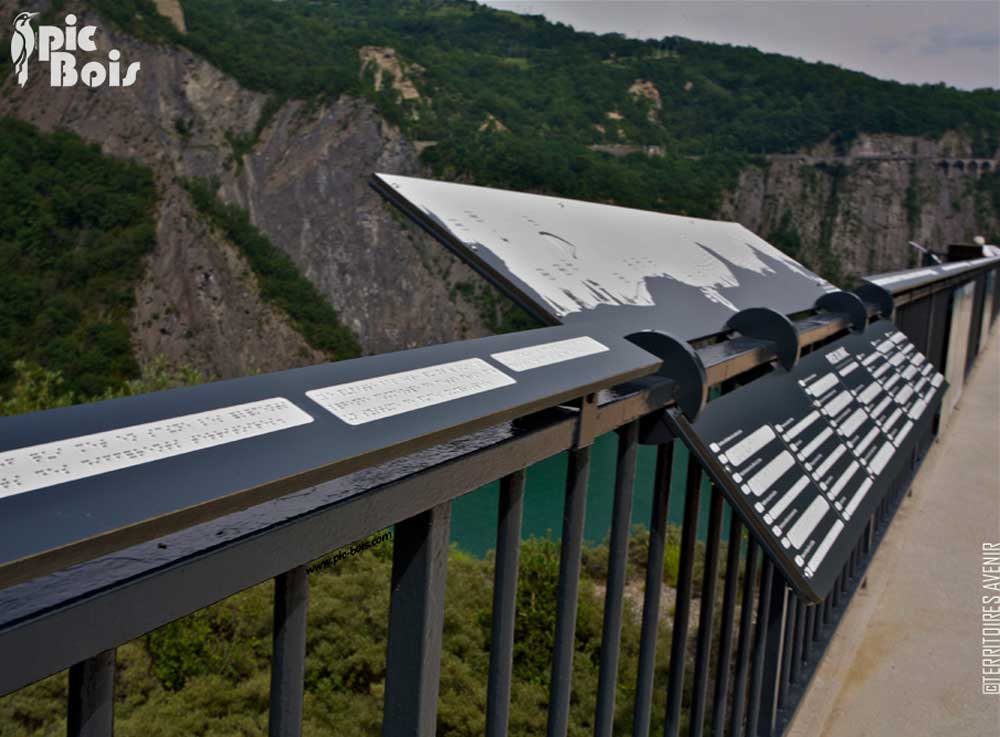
[0,119,157,397]
[93,0,999,227]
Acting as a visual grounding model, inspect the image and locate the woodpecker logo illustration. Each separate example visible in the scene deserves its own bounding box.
[10,12,37,87]
[8,13,141,88]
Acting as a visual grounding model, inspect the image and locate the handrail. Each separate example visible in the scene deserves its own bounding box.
[0,257,998,737]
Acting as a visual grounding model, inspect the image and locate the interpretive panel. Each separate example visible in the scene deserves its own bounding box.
[0,325,659,587]
[373,173,837,339]
[687,321,946,600]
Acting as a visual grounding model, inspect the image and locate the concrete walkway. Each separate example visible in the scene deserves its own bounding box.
[788,328,1000,737]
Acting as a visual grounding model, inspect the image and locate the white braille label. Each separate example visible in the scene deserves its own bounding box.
[0,398,313,500]
[307,359,516,426]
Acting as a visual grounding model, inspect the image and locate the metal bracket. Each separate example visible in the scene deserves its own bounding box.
[625,330,707,444]
[572,393,598,448]
[726,307,800,371]
[853,282,894,320]
[815,291,868,333]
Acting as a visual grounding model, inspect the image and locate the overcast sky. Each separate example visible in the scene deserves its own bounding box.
[483,1,1000,90]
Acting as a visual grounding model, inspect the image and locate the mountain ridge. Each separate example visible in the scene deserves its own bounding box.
[0,0,997,390]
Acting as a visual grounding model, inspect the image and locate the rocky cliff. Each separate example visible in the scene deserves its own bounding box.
[719,133,999,281]
[0,0,492,379]
[2,0,996,382]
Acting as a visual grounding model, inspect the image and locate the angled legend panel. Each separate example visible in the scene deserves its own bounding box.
[373,173,837,339]
[685,320,947,601]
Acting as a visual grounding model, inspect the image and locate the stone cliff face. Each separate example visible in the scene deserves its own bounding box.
[218,97,488,355]
[719,134,1000,281]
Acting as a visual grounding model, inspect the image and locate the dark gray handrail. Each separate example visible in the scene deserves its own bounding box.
[0,258,997,737]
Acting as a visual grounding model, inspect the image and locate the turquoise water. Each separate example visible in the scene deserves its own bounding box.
[449,432,726,556]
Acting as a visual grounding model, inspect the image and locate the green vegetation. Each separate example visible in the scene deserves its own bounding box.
[0,359,202,418]
[0,118,158,397]
[0,526,741,737]
[184,179,361,361]
[82,0,999,281]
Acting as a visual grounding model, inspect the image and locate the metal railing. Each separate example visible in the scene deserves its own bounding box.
[1,256,998,737]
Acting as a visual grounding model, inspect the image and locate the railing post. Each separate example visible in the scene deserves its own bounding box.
[688,487,725,737]
[383,502,452,737]
[664,453,704,737]
[755,575,789,737]
[729,538,759,737]
[633,442,675,737]
[547,446,593,737]
[595,421,640,737]
[67,649,115,737]
[486,470,526,737]
[746,558,775,737]
[269,565,309,737]
[710,512,744,736]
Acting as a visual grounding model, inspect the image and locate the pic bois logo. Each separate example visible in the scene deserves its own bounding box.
[9,12,140,88]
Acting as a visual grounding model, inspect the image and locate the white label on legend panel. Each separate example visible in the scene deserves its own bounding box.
[895,386,914,405]
[862,352,880,367]
[824,391,852,418]
[894,420,914,447]
[814,445,846,480]
[909,398,927,420]
[0,398,314,500]
[747,451,794,496]
[801,427,834,460]
[838,361,859,377]
[931,374,944,388]
[808,520,844,571]
[873,363,891,379]
[770,475,810,518]
[806,374,838,397]
[856,426,880,455]
[845,478,874,517]
[490,336,609,372]
[726,426,776,467]
[870,442,895,475]
[785,411,820,441]
[872,396,893,418]
[858,383,881,405]
[306,359,515,426]
[829,461,859,499]
[841,408,867,437]
[788,496,830,548]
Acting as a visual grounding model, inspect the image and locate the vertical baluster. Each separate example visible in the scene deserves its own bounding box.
[710,511,743,736]
[382,502,451,737]
[746,558,775,737]
[486,470,527,737]
[728,538,760,737]
[270,566,309,737]
[547,446,593,737]
[790,599,806,684]
[67,649,116,737]
[633,442,675,737]
[755,573,789,737]
[595,422,640,737]
[663,453,704,737]
[778,590,796,711]
[688,488,725,737]
[803,606,816,663]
